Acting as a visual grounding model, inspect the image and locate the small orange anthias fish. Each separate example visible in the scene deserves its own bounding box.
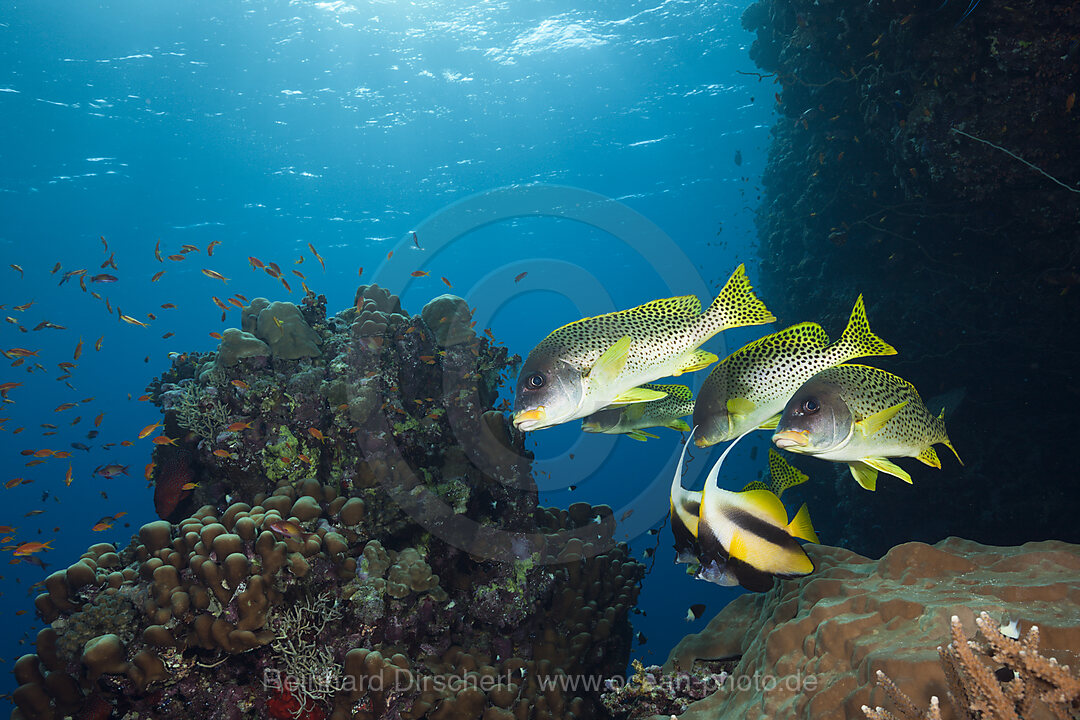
[226,421,252,432]
[308,427,325,442]
[14,541,52,556]
[152,435,177,446]
[92,521,113,532]
[138,422,163,439]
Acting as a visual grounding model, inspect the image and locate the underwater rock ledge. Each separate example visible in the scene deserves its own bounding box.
[12,286,645,720]
[653,537,1080,720]
[741,0,1080,553]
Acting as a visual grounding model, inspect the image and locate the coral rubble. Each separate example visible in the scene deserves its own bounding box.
[13,286,644,720]
[657,537,1080,720]
[740,0,1080,553]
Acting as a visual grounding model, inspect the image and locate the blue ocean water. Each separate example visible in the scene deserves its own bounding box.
[0,0,774,698]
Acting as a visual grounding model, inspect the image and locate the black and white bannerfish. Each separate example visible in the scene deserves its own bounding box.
[512,265,775,431]
[670,428,819,592]
[772,364,962,491]
[581,383,694,441]
[693,295,896,448]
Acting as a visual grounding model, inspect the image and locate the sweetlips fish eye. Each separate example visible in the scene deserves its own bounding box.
[526,373,545,390]
[802,398,820,414]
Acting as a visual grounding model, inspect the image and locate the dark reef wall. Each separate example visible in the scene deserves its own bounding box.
[742,0,1080,555]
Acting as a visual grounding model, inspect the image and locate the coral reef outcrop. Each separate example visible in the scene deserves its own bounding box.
[13,285,644,720]
[656,537,1080,720]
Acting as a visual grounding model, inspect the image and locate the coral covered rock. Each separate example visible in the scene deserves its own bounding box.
[658,538,1080,720]
[421,293,475,347]
[255,301,322,360]
[14,287,645,720]
[215,328,271,368]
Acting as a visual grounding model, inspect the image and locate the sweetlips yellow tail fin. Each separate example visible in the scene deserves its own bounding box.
[674,349,718,375]
[935,409,964,466]
[943,437,963,466]
[589,335,632,387]
[848,462,878,491]
[863,456,912,483]
[758,413,781,430]
[611,386,668,405]
[833,294,897,362]
[787,503,820,544]
[855,400,908,437]
[703,264,776,336]
[916,445,942,468]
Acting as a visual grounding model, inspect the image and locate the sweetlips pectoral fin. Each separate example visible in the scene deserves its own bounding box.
[848,461,879,491]
[726,397,756,417]
[673,349,718,376]
[757,413,781,430]
[855,400,909,437]
[610,387,668,404]
[862,456,912,483]
[588,335,632,387]
[624,402,648,421]
[668,419,692,432]
[916,445,942,468]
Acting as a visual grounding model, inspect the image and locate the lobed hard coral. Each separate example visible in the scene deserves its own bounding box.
[13,285,645,720]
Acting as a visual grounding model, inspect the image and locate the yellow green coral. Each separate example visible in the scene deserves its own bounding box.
[261,425,320,484]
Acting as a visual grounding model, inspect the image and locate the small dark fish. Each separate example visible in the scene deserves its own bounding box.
[70,442,91,452]
[687,603,706,621]
[734,150,742,166]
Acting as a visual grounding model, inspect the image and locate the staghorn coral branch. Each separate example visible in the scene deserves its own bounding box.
[866,611,1080,720]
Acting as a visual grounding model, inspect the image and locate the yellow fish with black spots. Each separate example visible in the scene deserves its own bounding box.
[513,265,775,431]
[772,364,962,491]
[581,383,694,441]
[693,295,896,448]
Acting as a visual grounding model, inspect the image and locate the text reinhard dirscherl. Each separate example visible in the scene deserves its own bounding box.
[263,668,819,696]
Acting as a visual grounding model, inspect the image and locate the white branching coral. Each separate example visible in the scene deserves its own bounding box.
[269,590,345,714]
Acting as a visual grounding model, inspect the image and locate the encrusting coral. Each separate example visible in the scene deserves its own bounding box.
[864,611,1080,720]
[12,285,645,720]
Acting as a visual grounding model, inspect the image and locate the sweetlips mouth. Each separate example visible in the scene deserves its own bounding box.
[512,406,547,429]
[772,430,810,449]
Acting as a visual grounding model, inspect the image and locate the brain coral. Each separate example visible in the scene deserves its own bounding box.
[658,538,1080,720]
